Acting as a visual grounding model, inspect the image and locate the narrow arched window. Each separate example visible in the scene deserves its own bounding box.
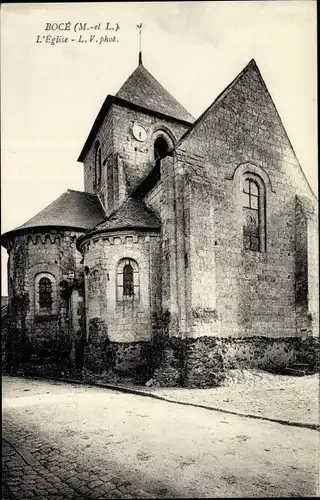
[106,154,114,213]
[123,263,134,297]
[94,141,102,187]
[242,175,266,252]
[154,137,169,167]
[116,259,139,301]
[38,277,53,308]
[34,272,56,315]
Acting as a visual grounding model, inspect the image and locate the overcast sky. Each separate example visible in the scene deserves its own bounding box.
[1,1,317,295]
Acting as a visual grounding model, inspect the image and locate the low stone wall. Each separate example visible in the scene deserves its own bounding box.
[294,336,320,371]
[4,311,319,385]
[221,336,320,373]
[147,335,319,388]
[83,317,152,383]
[83,341,152,383]
[1,317,10,373]
[112,342,152,379]
[222,337,296,371]
[185,337,225,388]
[147,338,184,387]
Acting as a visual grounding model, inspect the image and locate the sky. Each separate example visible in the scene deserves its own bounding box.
[1,1,317,295]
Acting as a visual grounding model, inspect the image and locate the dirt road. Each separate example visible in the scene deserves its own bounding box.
[2,376,319,498]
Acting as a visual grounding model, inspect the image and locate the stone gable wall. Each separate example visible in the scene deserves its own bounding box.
[177,64,318,339]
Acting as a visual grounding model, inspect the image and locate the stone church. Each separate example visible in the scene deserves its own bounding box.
[2,54,319,386]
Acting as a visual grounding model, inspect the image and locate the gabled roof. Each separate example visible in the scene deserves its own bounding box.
[2,190,105,245]
[79,197,160,244]
[116,63,195,123]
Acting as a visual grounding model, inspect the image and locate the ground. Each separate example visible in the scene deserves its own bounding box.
[2,373,319,499]
[141,369,320,427]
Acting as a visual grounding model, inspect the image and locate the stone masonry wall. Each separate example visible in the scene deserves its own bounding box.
[295,200,309,334]
[148,334,319,388]
[112,105,189,194]
[5,230,84,372]
[83,103,189,217]
[82,230,161,343]
[82,317,152,383]
[306,212,319,336]
[83,107,114,212]
[177,61,318,339]
[187,178,218,337]
[144,180,163,219]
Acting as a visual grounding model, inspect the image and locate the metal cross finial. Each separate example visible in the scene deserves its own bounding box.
[137,24,143,65]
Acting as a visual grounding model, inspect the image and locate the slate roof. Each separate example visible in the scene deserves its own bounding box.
[2,190,105,244]
[80,197,160,241]
[116,63,195,123]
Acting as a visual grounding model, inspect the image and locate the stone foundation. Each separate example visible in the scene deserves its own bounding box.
[83,341,152,383]
[148,335,319,388]
[4,314,319,385]
[147,337,184,387]
[221,336,320,372]
[185,337,225,388]
[83,317,152,382]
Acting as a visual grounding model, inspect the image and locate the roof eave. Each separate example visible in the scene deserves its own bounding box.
[1,225,88,249]
[77,225,161,251]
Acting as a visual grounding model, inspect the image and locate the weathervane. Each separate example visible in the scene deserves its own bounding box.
[137,23,143,65]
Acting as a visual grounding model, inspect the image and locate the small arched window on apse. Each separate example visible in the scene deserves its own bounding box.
[39,277,53,308]
[94,140,102,188]
[242,174,266,252]
[116,258,140,301]
[154,136,170,168]
[34,273,56,315]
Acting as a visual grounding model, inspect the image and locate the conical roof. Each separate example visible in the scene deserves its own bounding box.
[81,197,160,241]
[2,190,105,245]
[116,63,195,123]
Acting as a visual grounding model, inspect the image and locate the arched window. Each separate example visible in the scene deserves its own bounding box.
[116,259,139,301]
[94,141,102,187]
[39,277,53,308]
[154,137,169,167]
[106,154,114,213]
[242,175,266,252]
[123,263,134,297]
[34,273,56,315]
